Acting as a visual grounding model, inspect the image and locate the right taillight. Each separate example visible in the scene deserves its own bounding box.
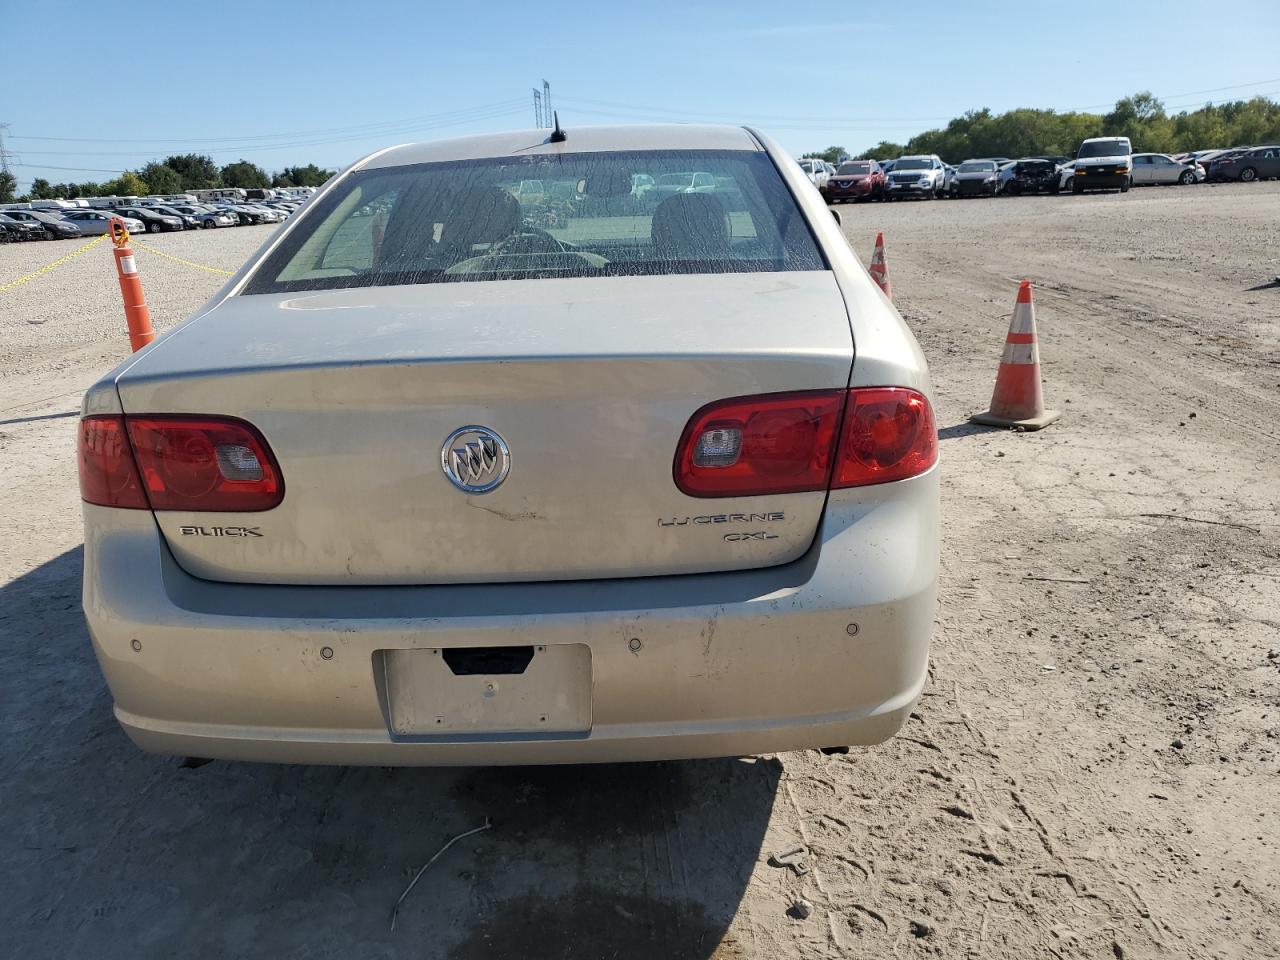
[78,416,148,509]
[674,387,936,498]
[77,414,284,512]
[832,387,937,488]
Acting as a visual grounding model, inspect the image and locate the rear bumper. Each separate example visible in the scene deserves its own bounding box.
[83,471,939,765]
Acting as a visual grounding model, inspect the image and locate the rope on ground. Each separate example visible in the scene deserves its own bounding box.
[0,234,110,294]
[131,238,236,276]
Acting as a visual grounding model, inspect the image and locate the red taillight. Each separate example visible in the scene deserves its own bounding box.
[675,391,844,497]
[674,387,936,498]
[77,415,283,512]
[78,416,147,509]
[127,417,283,511]
[832,387,937,488]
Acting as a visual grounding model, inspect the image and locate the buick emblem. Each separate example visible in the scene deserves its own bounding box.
[441,426,510,494]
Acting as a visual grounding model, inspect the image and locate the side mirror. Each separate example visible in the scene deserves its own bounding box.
[830,208,843,226]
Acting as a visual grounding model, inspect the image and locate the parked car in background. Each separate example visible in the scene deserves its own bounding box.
[941,164,958,194]
[880,159,897,175]
[0,213,44,241]
[213,204,271,225]
[1057,160,1078,192]
[169,204,239,228]
[241,204,285,223]
[1003,158,1060,195]
[147,205,201,230]
[76,123,939,766]
[826,159,886,202]
[61,210,145,236]
[118,207,185,233]
[647,171,718,202]
[2,209,82,239]
[1204,149,1251,181]
[1131,153,1203,185]
[797,158,831,194]
[885,155,946,199]
[1072,137,1133,193]
[996,160,1018,194]
[1209,145,1279,182]
[949,159,1001,197]
[1177,149,1224,167]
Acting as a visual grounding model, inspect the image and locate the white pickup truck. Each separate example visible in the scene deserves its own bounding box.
[797,158,832,195]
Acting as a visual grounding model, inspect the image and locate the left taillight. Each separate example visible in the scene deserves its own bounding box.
[78,415,283,512]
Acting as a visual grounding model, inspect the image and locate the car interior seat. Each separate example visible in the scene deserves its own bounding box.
[651,193,730,261]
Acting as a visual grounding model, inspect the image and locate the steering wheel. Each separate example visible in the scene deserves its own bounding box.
[490,227,566,257]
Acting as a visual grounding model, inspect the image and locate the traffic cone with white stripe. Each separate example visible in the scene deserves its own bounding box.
[868,232,891,299]
[971,280,1060,430]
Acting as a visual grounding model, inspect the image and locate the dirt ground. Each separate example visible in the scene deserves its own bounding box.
[1,184,1277,959]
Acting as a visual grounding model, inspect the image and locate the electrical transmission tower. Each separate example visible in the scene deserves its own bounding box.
[0,123,16,177]
[542,80,552,126]
[533,89,543,127]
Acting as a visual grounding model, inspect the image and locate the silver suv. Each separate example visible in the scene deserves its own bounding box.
[885,154,947,200]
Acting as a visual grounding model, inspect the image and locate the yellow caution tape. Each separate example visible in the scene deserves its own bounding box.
[131,239,236,276]
[0,233,111,294]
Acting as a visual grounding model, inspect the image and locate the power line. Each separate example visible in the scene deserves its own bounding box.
[13,162,128,174]
[8,99,530,146]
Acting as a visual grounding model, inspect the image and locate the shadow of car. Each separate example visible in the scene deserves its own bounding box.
[3,546,782,957]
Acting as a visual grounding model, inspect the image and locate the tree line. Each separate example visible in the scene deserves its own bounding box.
[808,92,1280,164]
[3,155,336,203]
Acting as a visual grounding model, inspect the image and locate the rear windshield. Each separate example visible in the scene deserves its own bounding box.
[1077,139,1130,159]
[837,162,870,174]
[243,150,824,293]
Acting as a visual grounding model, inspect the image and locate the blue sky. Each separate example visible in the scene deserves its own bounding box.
[6,0,1279,190]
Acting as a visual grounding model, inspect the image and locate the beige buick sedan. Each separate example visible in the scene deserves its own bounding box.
[78,124,939,765]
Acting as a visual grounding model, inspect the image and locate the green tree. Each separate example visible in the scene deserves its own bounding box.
[138,161,184,195]
[855,141,906,160]
[28,178,57,199]
[220,159,270,189]
[273,163,335,188]
[101,171,149,197]
[804,146,847,164]
[0,170,16,203]
[163,154,222,190]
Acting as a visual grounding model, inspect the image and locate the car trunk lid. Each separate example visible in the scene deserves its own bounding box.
[115,272,853,585]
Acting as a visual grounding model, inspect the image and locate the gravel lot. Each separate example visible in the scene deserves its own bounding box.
[2,185,1277,959]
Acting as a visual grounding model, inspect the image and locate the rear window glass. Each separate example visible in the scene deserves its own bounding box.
[243,150,824,293]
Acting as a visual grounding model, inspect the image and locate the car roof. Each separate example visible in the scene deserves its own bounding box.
[360,124,762,169]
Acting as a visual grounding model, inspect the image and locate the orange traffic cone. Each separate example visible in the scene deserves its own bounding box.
[868,232,891,299]
[971,280,1060,430]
